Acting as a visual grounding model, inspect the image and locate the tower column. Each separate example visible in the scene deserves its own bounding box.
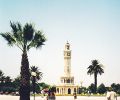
[64,42,71,77]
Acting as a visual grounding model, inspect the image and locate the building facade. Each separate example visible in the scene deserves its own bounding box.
[56,42,79,95]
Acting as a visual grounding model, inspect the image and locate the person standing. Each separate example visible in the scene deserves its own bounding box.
[106,89,117,100]
[106,90,111,100]
[110,90,117,100]
[73,92,77,100]
[46,91,56,100]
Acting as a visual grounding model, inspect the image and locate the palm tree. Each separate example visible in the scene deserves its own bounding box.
[30,66,42,81]
[87,60,104,93]
[0,21,46,100]
[30,66,42,94]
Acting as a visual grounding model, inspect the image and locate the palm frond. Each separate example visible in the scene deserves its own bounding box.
[92,60,98,66]
[10,21,21,39]
[87,65,94,75]
[27,31,46,50]
[0,70,4,77]
[96,65,104,75]
[23,23,34,41]
[17,22,22,31]
[0,33,16,46]
[10,21,24,46]
[10,21,18,35]
[36,71,42,80]
[35,31,46,48]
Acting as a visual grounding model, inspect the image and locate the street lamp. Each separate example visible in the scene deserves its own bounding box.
[31,72,37,100]
[80,81,83,88]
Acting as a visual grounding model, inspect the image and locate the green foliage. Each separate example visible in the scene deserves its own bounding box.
[88,83,96,93]
[38,82,50,90]
[111,83,120,94]
[0,72,19,93]
[12,76,20,91]
[1,22,47,51]
[49,86,56,92]
[97,83,106,94]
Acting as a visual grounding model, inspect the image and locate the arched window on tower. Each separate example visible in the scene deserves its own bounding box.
[67,79,70,83]
[67,45,70,50]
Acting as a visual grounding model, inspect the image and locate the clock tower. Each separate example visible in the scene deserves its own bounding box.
[56,42,79,95]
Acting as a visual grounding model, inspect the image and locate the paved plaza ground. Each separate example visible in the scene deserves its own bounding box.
[0,95,120,100]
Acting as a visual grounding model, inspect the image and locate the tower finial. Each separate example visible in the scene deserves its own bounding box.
[66,40,69,44]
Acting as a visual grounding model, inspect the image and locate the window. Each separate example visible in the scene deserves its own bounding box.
[67,45,70,50]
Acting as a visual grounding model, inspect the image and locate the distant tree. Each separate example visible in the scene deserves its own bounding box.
[79,87,87,94]
[97,83,106,94]
[87,60,104,93]
[88,83,96,93]
[116,84,120,94]
[38,82,50,90]
[0,21,46,100]
[4,76,12,88]
[4,76,12,83]
[0,70,4,83]
[111,83,117,92]
[0,70,4,77]
[111,83,120,94]
[13,76,20,91]
[0,76,5,84]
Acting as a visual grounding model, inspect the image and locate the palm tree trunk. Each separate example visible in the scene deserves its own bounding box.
[94,73,97,93]
[19,51,30,100]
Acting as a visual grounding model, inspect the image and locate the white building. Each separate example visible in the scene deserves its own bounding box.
[56,42,79,95]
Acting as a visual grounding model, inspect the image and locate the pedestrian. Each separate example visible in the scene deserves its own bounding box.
[73,92,77,100]
[106,88,117,100]
[106,89,111,100]
[110,90,117,100]
[87,90,91,96]
[46,91,56,100]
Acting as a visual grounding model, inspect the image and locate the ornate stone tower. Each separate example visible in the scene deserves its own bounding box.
[56,42,79,95]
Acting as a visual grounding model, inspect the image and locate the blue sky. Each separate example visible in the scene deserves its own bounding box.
[0,0,120,86]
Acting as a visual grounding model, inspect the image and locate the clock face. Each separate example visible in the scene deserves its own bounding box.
[67,53,70,56]
[64,52,71,56]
